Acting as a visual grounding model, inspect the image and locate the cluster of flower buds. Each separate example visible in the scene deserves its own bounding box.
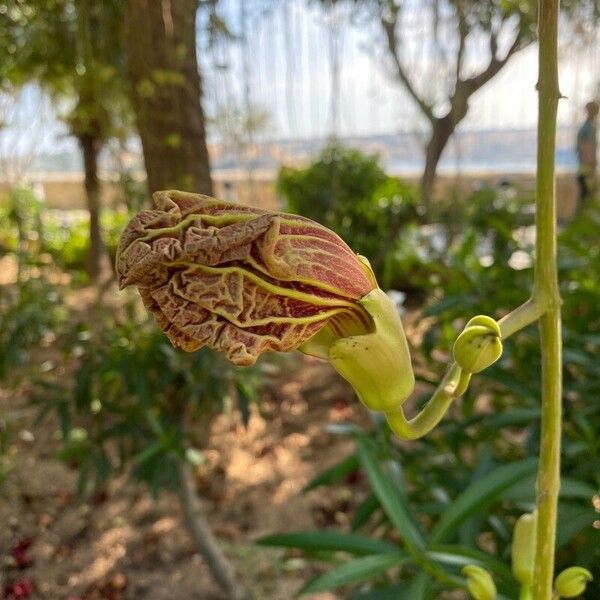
[510,511,593,599]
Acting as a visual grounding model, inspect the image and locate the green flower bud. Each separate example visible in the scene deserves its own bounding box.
[512,511,537,585]
[462,565,497,600]
[453,315,502,374]
[554,566,593,598]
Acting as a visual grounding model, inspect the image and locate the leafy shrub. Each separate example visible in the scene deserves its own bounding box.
[0,185,44,258]
[42,209,130,273]
[0,276,66,381]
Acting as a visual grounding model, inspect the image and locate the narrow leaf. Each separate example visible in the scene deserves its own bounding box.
[299,554,410,595]
[256,530,401,556]
[303,453,359,492]
[356,440,426,554]
[430,457,538,543]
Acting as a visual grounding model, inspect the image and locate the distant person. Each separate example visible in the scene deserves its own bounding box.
[576,101,599,207]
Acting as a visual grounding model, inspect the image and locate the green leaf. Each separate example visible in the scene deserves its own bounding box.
[299,554,410,595]
[426,544,513,580]
[479,407,541,430]
[407,572,430,600]
[430,457,538,543]
[356,439,426,554]
[237,380,254,427]
[556,502,596,548]
[352,493,380,530]
[504,476,596,502]
[303,453,359,492]
[74,362,93,410]
[349,582,412,599]
[424,294,476,317]
[256,530,401,556]
[57,400,71,439]
[132,440,165,468]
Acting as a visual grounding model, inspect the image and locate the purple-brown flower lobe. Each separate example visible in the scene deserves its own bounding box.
[117,190,374,365]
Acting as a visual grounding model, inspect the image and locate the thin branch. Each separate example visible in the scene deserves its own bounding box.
[461,29,524,95]
[454,1,468,84]
[177,461,250,600]
[381,12,435,122]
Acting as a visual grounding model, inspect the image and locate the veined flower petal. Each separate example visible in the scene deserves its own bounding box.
[117,190,375,365]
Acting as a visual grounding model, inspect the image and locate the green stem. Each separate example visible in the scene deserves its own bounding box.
[520,585,533,600]
[532,2,562,599]
[498,298,544,338]
[385,363,466,440]
[385,297,544,441]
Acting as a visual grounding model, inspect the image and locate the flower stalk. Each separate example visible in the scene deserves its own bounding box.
[532,1,562,598]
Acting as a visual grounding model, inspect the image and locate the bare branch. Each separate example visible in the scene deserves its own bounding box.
[381,11,435,123]
[461,29,525,96]
[454,1,468,84]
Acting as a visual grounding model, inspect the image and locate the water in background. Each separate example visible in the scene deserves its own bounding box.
[24,127,578,177]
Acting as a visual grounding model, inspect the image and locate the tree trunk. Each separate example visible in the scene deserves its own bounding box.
[78,133,109,281]
[177,461,250,600]
[124,0,213,196]
[421,115,456,212]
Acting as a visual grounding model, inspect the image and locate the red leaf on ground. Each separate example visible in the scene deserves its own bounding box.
[11,539,33,569]
[3,577,34,599]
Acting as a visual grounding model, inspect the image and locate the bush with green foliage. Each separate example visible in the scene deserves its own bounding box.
[42,209,130,274]
[0,276,66,382]
[0,184,129,277]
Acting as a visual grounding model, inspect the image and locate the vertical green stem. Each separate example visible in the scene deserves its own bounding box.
[532,2,562,599]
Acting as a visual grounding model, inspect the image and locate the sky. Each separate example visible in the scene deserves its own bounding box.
[1,0,599,164]
[202,0,600,141]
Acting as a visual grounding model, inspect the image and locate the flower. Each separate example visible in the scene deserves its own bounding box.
[117,191,376,366]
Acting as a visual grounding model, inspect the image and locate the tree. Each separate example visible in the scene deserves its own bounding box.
[376,0,536,207]
[325,0,598,209]
[0,0,131,280]
[123,0,213,195]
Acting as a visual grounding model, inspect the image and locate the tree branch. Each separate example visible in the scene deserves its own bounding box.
[462,28,524,95]
[454,1,468,84]
[381,12,434,122]
[177,461,250,600]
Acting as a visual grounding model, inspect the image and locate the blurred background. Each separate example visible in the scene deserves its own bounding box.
[1,1,599,599]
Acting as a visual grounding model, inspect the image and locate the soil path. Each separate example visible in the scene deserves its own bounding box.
[1,355,371,600]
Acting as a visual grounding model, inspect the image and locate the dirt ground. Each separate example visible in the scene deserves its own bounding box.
[1,349,376,600]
